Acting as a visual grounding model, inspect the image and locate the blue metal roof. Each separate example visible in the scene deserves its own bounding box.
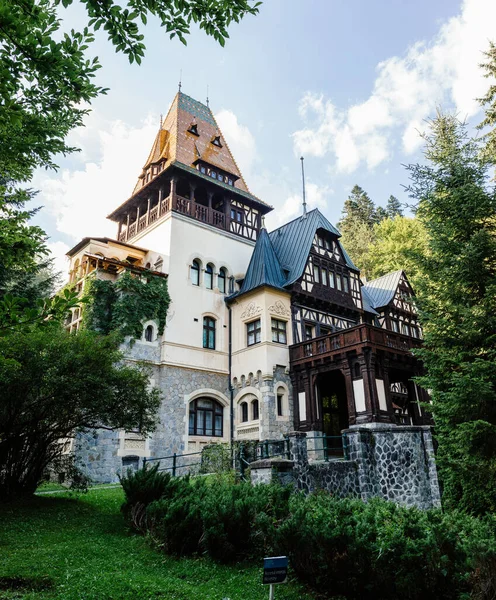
[362,270,403,308]
[237,228,286,295]
[361,287,380,315]
[268,209,347,286]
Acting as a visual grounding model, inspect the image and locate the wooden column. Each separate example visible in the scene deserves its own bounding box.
[207,191,213,209]
[136,205,140,230]
[170,178,177,210]
[342,363,356,426]
[146,197,151,224]
[117,220,122,239]
[126,213,130,241]
[189,182,196,202]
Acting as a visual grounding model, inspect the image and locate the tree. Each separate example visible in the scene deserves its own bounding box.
[478,40,496,165]
[338,185,379,276]
[366,217,428,287]
[407,112,496,515]
[0,326,161,500]
[386,195,403,218]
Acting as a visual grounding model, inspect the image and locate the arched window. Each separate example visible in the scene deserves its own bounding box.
[203,317,216,349]
[218,267,227,294]
[205,263,214,289]
[189,398,223,437]
[252,399,259,421]
[144,324,154,342]
[240,402,248,423]
[190,259,200,286]
[354,363,361,378]
[276,388,285,417]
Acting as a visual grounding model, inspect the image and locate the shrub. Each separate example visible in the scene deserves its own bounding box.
[275,493,496,600]
[119,463,173,522]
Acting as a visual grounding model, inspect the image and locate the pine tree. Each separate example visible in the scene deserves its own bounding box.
[478,40,496,165]
[375,206,388,222]
[386,195,403,218]
[407,113,496,515]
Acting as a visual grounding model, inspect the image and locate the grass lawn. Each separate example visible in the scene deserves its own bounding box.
[0,487,317,599]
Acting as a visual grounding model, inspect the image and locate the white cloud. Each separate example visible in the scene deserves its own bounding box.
[293,0,496,172]
[274,182,333,227]
[215,109,257,175]
[46,241,71,285]
[34,115,158,243]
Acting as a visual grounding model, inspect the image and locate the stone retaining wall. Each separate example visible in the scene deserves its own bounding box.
[250,426,441,509]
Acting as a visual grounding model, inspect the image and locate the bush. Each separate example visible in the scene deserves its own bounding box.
[119,463,174,524]
[275,493,496,600]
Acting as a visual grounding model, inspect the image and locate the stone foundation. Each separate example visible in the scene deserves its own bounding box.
[251,427,441,509]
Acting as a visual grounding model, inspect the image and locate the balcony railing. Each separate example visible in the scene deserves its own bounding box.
[118,193,227,242]
[290,323,422,366]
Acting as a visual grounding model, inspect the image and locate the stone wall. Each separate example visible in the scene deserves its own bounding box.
[345,425,441,509]
[74,362,229,483]
[251,427,441,509]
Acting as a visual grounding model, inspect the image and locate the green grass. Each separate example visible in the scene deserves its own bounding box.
[0,487,317,599]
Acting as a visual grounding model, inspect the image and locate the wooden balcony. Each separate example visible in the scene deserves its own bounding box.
[290,324,422,368]
[118,193,235,242]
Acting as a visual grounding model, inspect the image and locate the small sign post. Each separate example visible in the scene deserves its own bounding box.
[263,556,288,599]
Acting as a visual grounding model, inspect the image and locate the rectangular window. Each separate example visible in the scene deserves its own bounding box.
[277,394,283,416]
[203,317,216,349]
[320,326,331,336]
[402,323,410,336]
[343,276,349,293]
[321,268,328,286]
[313,264,320,283]
[336,274,342,291]
[271,318,287,344]
[329,271,335,288]
[304,323,314,340]
[247,319,261,346]
[391,319,399,333]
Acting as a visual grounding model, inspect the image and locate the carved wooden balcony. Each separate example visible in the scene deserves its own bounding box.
[290,324,422,367]
[118,193,251,243]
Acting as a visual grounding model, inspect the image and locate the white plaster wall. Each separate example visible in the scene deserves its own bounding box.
[353,379,366,412]
[231,288,292,381]
[160,214,255,373]
[376,378,388,412]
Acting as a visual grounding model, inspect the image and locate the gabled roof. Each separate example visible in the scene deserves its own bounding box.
[361,287,380,316]
[237,228,286,295]
[362,270,404,309]
[269,209,355,286]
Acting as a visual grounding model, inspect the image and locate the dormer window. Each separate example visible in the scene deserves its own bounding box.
[211,135,222,147]
[188,123,199,136]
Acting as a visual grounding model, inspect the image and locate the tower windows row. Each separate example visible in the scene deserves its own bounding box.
[312,259,350,294]
[190,259,233,293]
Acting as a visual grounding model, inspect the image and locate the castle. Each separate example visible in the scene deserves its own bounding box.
[65,91,430,483]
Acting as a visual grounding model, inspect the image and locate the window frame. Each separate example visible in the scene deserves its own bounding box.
[218,267,226,293]
[247,318,261,346]
[203,316,216,350]
[271,318,287,344]
[252,399,259,421]
[189,397,223,437]
[240,401,249,423]
[205,263,214,290]
[144,324,154,342]
[191,259,200,286]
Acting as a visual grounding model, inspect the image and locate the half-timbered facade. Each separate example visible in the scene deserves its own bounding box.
[64,91,429,483]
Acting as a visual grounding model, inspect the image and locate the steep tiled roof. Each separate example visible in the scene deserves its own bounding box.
[269,209,353,286]
[237,228,286,295]
[362,270,403,308]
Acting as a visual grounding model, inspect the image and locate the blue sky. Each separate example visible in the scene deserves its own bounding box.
[33,0,495,276]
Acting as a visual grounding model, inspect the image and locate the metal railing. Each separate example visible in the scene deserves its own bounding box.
[306,435,348,461]
[143,450,202,476]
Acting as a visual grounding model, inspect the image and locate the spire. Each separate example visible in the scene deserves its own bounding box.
[206,84,209,108]
[159,113,163,129]
[300,156,307,218]
[178,69,182,92]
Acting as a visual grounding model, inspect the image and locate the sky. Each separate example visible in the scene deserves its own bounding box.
[32,0,496,278]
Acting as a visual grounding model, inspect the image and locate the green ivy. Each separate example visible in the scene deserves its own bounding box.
[82,271,170,342]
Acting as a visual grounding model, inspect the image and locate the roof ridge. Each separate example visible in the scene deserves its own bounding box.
[210,109,251,195]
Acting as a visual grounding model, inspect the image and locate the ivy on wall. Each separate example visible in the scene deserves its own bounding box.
[82,271,170,342]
